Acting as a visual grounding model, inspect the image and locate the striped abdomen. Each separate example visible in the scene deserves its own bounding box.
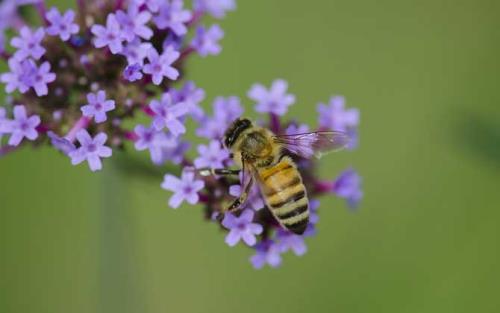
[257,157,309,235]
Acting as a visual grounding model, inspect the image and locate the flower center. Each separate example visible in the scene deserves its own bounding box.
[95,103,103,111]
[87,143,97,153]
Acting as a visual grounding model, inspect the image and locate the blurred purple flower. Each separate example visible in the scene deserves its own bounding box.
[3,105,40,146]
[161,139,190,165]
[134,124,175,164]
[11,26,46,60]
[120,39,152,66]
[191,24,224,57]
[81,90,116,123]
[161,169,205,208]
[317,96,360,132]
[116,5,153,42]
[248,79,296,116]
[154,0,192,36]
[133,0,161,13]
[162,32,184,51]
[194,0,236,19]
[285,122,310,135]
[46,8,79,41]
[143,46,180,84]
[69,129,112,172]
[123,63,143,82]
[222,210,263,247]
[170,81,205,120]
[1,58,30,94]
[194,140,230,169]
[333,168,363,209]
[91,13,125,54]
[149,93,189,136]
[0,107,7,141]
[275,229,307,256]
[47,131,76,155]
[250,239,282,269]
[196,96,243,139]
[26,61,56,96]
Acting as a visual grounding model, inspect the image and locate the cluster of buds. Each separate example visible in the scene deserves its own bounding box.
[0,0,362,268]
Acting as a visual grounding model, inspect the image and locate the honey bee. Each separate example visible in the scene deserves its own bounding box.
[200,118,350,235]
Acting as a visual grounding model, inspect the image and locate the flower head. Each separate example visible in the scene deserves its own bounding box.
[133,0,161,13]
[194,140,230,169]
[170,81,206,120]
[3,105,40,147]
[317,96,360,132]
[143,46,180,85]
[191,24,224,57]
[222,210,263,247]
[134,124,175,164]
[81,90,116,123]
[196,96,243,139]
[26,61,56,96]
[116,5,153,42]
[47,131,76,155]
[1,58,31,94]
[248,79,296,116]
[161,169,205,208]
[120,39,152,66]
[154,0,192,36]
[69,130,112,172]
[123,63,143,82]
[275,229,307,256]
[11,26,46,60]
[250,240,282,269]
[333,168,363,208]
[46,8,79,41]
[149,93,189,136]
[91,13,125,54]
[0,107,7,141]
[194,0,236,19]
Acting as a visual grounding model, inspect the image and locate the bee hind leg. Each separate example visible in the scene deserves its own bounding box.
[216,177,254,222]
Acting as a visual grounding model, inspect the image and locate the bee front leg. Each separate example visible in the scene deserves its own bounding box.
[197,168,241,177]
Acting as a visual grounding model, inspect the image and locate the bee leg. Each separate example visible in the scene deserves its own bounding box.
[226,177,254,214]
[197,168,241,177]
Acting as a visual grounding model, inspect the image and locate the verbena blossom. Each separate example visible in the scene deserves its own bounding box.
[11,26,46,60]
[162,169,205,208]
[248,79,296,116]
[2,105,40,146]
[45,8,79,41]
[222,210,263,246]
[191,24,224,57]
[91,14,125,54]
[0,0,363,269]
[81,90,116,123]
[69,130,112,172]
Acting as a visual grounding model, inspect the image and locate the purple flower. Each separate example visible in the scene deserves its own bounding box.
[123,63,143,82]
[170,81,205,120]
[275,229,307,256]
[116,5,152,42]
[11,26,46,60]
[317,96,360,132]
[303,199,320,237]
[91,13,125,54]
[1,58,30,94]
[81,90,116,123]
[143,46,180,85]
[191,24,224,57]
[3,105,40,147]
[161,169,205,208]
[120,39,152,66]
[69,129,112,172]
[45,8,79,41]
[25,60,56,96]
[154,0,192,36]
[194,140,230,169]
[133,0,161,13]
[250,240,282,269]
[196,96,243,139]
[161,139,190,165]
[162,32,184,51]
[248,79,296,116]
[134,124,175,164]
[194,0,236,19]
[149,93,189,136]
[222,210,263,246]
[333,168,363,209]
[47,131,76,155]
[0,107,7,140]
[285,122,310,135]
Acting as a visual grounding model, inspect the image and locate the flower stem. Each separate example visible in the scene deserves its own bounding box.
[65,116,91,142]
[114,0,125,11]
[314,180,335,194]
[270,113,281,133]
[187,11,204,27]
[76,0,87,28]
[36,1,49,26]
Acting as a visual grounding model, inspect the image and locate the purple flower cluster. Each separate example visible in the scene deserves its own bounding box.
[0,0,362,269]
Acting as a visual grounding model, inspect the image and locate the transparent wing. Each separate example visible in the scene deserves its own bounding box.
[273,131,350,159]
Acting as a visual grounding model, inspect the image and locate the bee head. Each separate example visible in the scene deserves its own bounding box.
[223,118,253,148]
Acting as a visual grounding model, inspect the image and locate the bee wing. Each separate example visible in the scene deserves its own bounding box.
[273,131,350,159]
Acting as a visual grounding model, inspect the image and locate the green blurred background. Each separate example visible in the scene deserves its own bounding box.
[2,0,500,312]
